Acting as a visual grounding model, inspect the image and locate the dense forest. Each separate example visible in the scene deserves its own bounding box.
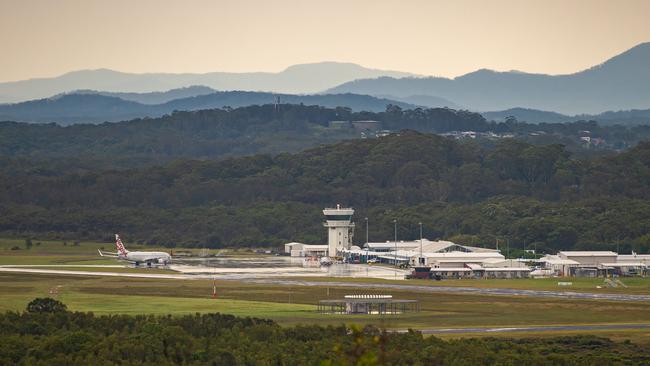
[3,104,650,169]
[1,301,647,365]
[2,129,650,253]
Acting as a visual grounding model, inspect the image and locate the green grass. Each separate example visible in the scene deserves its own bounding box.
[58,293,314,316]
[3,272,650,334]
[3,239,650,337]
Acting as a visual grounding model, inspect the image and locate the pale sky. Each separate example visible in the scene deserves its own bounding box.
[0,0,649,82]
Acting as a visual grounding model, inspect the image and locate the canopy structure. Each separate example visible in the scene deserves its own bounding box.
[318,296,419,314]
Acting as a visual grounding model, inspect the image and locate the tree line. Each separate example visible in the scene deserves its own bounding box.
[0,299,647,365]
[1,131,650,253]
[2,104,650,169]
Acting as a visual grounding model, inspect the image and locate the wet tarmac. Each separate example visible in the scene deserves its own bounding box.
[172,256,409,280]
[3,257,650,302]
[3,265,650,302]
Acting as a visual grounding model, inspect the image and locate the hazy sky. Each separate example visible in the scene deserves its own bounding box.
[1,0,649,82]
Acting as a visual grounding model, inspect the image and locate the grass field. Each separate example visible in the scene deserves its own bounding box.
[2,271,650,338]
[3,237,650,339]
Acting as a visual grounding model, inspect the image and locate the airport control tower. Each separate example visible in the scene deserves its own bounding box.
[323,204,355,257]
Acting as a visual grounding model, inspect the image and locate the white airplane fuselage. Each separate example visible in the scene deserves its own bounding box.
[102,234,173,266]
[120,251,171,265]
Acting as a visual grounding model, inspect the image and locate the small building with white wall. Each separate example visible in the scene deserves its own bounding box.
[284,242,328,257]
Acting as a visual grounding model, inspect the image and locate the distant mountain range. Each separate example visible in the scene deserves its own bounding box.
[2,43,650,117]
[0,90,416,125]
[0,62,416,104]
[482,107,650,125]
[328,43,650,115]
[71,85,217,104]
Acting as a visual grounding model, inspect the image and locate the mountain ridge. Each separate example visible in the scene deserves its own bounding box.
[328,43,650,114]
[0,90,418,125]
[0,62,416,104]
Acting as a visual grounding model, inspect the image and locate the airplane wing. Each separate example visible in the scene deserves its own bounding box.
[98,249,119,258]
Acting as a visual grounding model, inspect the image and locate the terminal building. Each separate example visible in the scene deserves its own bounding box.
[282,206,650,279]
[539,251,650,277]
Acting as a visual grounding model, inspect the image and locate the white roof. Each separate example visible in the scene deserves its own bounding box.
[618,254,650,260]
[288,243,328,250]
[430,267,473,272]
[482,258,510,264]
[559,251,617,257]
[366,241,420,249]
[423,251,504,259]
[466,263,483,270]
[366,239,500,254]
[601,262,647,267]
[540,255,580,265]
[434,259,492,263]
[483,267,531,272]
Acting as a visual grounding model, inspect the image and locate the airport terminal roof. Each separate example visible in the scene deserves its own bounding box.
[618,254,650,260]
[601,262,648,267]
[558,251,618,257]
[421,251,504,259]
[540,255,580,265]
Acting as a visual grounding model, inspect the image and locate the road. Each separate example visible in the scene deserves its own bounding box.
[2,266,650,302]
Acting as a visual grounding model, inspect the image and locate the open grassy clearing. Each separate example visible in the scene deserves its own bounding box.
[2,272,650,338]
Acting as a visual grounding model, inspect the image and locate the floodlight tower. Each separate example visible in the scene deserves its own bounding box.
[323,204,355,257]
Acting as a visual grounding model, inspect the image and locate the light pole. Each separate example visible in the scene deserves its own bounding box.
[393,219,398,267]
[419,222,423,266]
[365,217,369,263]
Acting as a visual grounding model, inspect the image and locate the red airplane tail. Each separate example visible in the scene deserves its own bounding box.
[115,234,129,257]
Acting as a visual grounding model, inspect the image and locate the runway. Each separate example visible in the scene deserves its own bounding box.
[2,266,650,302]
[395,323,650,334]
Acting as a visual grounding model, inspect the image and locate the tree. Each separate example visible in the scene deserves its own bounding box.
[26,297,67,313]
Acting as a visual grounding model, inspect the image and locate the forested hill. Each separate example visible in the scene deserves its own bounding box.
[0,91,417,125]
[1,132,650,253]
[0,104,488,164]
[2,103,650,168]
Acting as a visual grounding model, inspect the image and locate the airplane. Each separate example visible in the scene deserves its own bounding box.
[98,234,172,267]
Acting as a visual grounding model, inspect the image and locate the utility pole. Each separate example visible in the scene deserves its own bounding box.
[365,217,369,263]
[419,222,423,266]
[393,219,398,268]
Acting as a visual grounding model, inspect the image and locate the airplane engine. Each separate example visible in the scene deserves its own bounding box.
[158,258,167,265]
